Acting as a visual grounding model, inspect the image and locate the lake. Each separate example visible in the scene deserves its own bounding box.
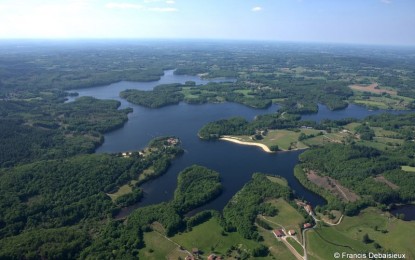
[391,205,415,221]
[69,70,406,215]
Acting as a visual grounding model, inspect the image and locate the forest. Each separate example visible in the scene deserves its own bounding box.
[1,41,415,259]
[222,173,292,240]
[198,112,321,140]
[198,110,415,218]
[0,96,131,167]
[2,41,414,113]
[0,137,182,259]
[81,165,223,259]
[296,113,415,215]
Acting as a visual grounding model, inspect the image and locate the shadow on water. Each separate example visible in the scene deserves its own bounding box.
[390,205,415,221]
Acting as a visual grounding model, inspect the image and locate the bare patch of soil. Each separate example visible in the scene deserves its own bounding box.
[306,170,360,202]
[349,83,397,95]
[374,175,399,190]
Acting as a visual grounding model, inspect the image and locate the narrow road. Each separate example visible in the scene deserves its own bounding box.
[302,227,314,260]
[302,213,344,260]
[281,236,304,260]
[260,211,344,260]
[260,215,305,260]
[323,214,344,226]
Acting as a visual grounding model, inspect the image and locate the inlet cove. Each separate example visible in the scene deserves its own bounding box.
[73,69,415,259]
[1,42,415,259]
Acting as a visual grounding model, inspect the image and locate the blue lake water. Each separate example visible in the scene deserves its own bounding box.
[391,205,415,221]
[68,70,409,216]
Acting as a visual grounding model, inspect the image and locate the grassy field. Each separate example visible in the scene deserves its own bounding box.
[358,140,390,150]
[234,89,252,96]
[374,136,404,144]
[172,217,271,259]
[336,208,415,257]
[306,223,371,260]
[286,237,304,256]
[354,99,390,109]
[353,94,413,110]
[107,165,155,201]
[302,131,348,147]
[266,175,288,187]
[181,86,218,100]
[323,123,404,151]
[235,129,321,151]
[317,210,342,224]
[258,228,297,260]
[302,135,332,147]
[137,166,155,182]
[106,184,132,201]
[372,127,399,137]
[306,207,415,259]
[139,231,189,260]
[401,166,415,172]
[344,122,361,131]
[263,199,305,242]
[226,123,404,152]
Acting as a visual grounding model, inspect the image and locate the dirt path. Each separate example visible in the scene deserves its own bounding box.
[260,216,305,260]
[324,215,344,226]
[374,175,399,190]
[281,237,304,260]
[301,211,344,260]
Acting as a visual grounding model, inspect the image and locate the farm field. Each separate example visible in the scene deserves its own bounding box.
[231,129,322,151]
[286,237,304,256]
[258,228,297,260]
[401,166,415,172]
[172,216,270,259]
[262,198,305,242]
[139,231,189,260]
[306,208,415,259]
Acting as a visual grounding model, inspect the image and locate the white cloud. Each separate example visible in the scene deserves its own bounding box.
[105,2,144,9]
[381,0,392,3]
[252,6,262,12]
[148,7,177,12]
[166,0,175,4]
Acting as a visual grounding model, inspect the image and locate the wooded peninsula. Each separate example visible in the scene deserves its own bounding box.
[0,41,414,259]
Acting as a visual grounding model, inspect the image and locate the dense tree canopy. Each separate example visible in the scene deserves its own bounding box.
[222,173,291,240]
[83,165,223,258]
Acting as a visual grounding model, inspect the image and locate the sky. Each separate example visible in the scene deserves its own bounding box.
[0,0,414,46]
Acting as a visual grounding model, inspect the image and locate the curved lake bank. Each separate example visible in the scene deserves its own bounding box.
[391,204,415,221]
[66,69,235,109]
[68,70,411,216]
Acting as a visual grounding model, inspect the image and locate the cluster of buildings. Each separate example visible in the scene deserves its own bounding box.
[166,137,179,146]
[273,229,297,238]
[184,248,222,260]
[296,200,315,216]
[121,152,132,157]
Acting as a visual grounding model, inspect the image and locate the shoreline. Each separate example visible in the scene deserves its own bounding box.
[220,135,308,153]
[220,136,273,153]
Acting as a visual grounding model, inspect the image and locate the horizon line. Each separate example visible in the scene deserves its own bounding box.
[0,38,414,48]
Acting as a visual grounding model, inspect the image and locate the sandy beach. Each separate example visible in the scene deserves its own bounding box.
[220,136,273,153]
